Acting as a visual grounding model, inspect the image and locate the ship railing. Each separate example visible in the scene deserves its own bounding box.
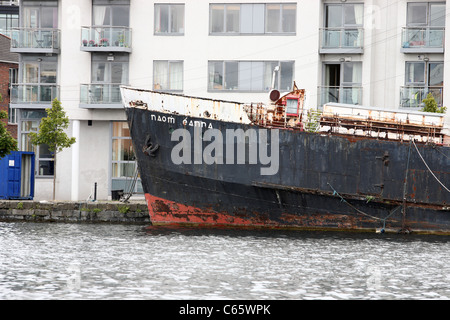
[320,103,445,143]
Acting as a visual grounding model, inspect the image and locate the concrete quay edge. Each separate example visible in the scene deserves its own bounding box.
[0,200,150,224]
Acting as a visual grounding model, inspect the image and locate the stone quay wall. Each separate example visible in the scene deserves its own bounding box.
[0,200,150,224]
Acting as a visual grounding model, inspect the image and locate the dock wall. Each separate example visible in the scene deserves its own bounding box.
[0,201,150,224]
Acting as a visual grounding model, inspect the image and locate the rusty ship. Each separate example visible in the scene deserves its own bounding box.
[120,84,450,234]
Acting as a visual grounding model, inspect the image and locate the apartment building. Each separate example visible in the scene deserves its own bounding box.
[9,0,450,201]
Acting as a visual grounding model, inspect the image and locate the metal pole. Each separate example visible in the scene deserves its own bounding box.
[94,182,97,202]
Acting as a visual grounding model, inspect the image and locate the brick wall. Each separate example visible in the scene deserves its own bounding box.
[0,61,18,139]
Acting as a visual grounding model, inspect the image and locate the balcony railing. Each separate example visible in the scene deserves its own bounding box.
[81,26,132,52]
[318,86,363,108]
[10,28,60,53]
[401,27,445,53]
[10,84,59,105]
[319,28,364,54]
[400,86,443,109]
[80,84,124,108]
[0,1,19,5]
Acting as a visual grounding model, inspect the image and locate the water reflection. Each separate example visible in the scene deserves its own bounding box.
[0,222,449,299]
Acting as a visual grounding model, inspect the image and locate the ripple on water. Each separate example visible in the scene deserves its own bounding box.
[0,222,449,299]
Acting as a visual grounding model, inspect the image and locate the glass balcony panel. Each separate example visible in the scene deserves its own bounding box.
[10,28,60,51]
[10,84,59,104]
[318,86,363,108]
[81,26,131,51]
[322,29,341,48]
[320,28,363,53]
[80,84,123,105]
[401,27,445,51]
[400,86,444,109]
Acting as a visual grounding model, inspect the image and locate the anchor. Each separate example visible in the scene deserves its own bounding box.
[143,134,159,157]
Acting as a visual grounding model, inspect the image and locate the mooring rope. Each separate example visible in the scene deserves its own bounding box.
[327,183,395,221]
[412,140,450,193]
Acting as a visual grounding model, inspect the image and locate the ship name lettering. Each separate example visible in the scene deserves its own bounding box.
[150,114,175,124]
[182,118,213,129]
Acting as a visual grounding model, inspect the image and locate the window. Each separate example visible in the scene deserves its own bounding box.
[407,2,445,27]
[266,3,296,33]
[93,0,130,27]
[19,56,58,103]
[87,53,128,104]
[92,54,129,84]
[209,3,296,35]
[401,61,444,108]
[403,2,445,50]
[405,61,444,87]
[208,61,294,92]
[155,4,185,35]
[153,61,183,91]
[20,110,54,177]
[22,1,58,28]
[8,68,18,124]
[320,62,363,106]
[322,3,364,49]
[111,122,142,194]
[0,13,19,37]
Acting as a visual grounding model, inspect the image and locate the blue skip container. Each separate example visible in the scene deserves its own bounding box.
[0,151,35,200]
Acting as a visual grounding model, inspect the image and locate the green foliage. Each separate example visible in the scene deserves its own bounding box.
[421,93,447,114]
[28,98,76,153]
[118,205,130,214]
[305,109,322,132]
[0,108,18,159]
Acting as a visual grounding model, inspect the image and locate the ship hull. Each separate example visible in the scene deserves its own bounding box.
[124,106,450,234]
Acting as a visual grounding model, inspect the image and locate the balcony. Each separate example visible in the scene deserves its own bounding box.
[319,28,364,54]
[10,84,60,108]
[80,84,124,108]
[318,86,363,108]
[10,28,60,54]
[81,27,132,53]
[400,86,443,109]
[401,27,445,53]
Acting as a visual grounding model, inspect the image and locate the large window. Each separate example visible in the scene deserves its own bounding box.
[153,60,183,91]
[319,62,363,107]
[322,3,364,49]
[402,2,445,50]
[8,68,18,124]
[210,3,296,35]
[407,2,445,27]
[93,0,129,27]
[111,122,142,194]
[154,4,185,35]
[17,55,58,104]
[92,53,129,84]
[20,110,54,177]
[401,61,444,108]
[208,61,294,92]
[22,0,58,28]
[0,12,18,37]
[86,53,129,104]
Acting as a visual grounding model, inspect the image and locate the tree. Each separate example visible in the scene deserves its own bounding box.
[29,98,76,200]
[421,93,447,113]
[0,93,18,159]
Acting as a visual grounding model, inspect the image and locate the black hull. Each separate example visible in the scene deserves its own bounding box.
[126,107,450,234]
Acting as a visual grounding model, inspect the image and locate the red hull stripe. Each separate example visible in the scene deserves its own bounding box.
[145,193,269,227]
